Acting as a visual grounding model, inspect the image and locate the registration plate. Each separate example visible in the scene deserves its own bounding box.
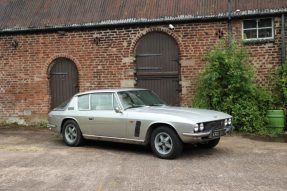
[212,129,225,137]
[212,131,220,137]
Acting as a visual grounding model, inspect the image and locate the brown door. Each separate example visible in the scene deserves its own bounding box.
[135,32,180,106]
[49,58,79,109]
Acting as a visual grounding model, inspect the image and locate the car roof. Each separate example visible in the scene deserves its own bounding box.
[75,88,148,96]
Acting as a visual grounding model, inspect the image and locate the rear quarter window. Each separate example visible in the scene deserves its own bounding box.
[78,94,90,110]
[54,99,71,110]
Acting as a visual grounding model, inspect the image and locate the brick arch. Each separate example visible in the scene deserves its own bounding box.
[129,27,182,57]
[132,28,181,105]
[46,54,81,76]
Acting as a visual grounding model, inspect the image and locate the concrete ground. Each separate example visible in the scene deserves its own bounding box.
[0,127,286,191]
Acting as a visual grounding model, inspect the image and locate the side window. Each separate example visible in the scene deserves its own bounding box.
[90,93,113,110]
[78,94,90,110]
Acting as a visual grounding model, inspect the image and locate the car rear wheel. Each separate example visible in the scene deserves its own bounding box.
[198,138,220,149]
[150,126,183,159]
[63,120,83,146]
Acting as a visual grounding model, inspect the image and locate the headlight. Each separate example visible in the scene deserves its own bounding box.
[228,118,232,125]
[224,119,228,126]
[199,123,204,131]
[195,123,204,132]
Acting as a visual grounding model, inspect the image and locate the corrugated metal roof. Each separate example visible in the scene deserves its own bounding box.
[0,0,287,32]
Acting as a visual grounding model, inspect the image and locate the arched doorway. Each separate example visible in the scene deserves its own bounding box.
[135,32,180,106]
[49,58,79,109]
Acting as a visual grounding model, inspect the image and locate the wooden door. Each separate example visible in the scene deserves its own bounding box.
[135,32,180,105]
[49,58,79,109]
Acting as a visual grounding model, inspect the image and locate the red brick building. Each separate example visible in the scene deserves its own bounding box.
[0,0,287,124]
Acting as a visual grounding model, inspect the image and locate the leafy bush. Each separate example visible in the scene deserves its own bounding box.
[192,42,273,134]
[271,62,287,112]
[276,62,287,107]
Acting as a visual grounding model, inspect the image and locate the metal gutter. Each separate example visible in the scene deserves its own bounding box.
[281,14,286,65]
[0,8,287,34]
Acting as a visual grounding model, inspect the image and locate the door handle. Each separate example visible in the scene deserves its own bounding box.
[88,117,94,120]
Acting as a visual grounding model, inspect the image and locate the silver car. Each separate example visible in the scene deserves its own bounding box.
[48,88,233,159]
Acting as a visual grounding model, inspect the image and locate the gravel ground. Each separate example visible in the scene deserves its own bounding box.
[0,127,286,191]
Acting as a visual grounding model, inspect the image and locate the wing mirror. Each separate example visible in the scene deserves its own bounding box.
[114,107,123,113]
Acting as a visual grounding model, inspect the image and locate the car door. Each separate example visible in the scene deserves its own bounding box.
[85,92,127,138]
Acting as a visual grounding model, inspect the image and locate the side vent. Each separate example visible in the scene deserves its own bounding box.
[134,121,141,137]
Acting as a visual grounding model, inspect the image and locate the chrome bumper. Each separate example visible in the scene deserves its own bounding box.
[182,131,211,137]
[182,125,234,138]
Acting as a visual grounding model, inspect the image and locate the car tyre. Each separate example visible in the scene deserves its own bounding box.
[150,126,183,159]
[62,120,83,147]
[198,138,220,149]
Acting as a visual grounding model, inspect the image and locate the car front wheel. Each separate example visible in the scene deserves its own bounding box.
[62,120,83,147]
[150,126,183,159]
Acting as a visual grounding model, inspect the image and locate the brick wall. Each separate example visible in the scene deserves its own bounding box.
[232,17,282,87]
[0,16,285,124]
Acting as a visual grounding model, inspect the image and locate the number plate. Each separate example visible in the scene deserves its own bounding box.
[212,131,220,137]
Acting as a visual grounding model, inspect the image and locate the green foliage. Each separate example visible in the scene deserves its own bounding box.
[193,41,273,135]
[276,62,287,107]
[35,120,48,128]
[270,60,287,110]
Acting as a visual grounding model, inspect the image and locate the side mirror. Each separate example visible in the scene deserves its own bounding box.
[114,107,123,113]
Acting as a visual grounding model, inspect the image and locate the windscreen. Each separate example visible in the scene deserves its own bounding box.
[117,90,165,109]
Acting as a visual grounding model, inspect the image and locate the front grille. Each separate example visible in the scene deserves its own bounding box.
[204,120,225,131]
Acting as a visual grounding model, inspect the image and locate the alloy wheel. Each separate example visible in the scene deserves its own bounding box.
[154,132,173,155]
[65,124,77,144]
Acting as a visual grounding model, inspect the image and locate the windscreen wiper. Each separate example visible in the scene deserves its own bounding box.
[125,105,145,109]
[149,104,165,106]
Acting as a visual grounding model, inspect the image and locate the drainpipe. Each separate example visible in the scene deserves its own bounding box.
[281,14,286,65]
[228,0,232,47]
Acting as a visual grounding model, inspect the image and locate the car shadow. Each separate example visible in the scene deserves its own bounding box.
[82,139,152,155]
[181,144,232,159]
[52,137,230,159]
[81,140,229,159]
